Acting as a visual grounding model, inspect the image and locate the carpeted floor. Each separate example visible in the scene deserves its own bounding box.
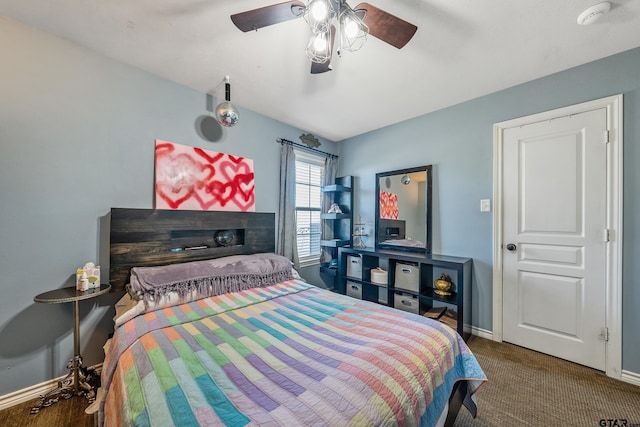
[2,336,639,426]
[454,336,640,426]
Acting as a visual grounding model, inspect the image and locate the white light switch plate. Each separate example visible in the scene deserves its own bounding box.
[480,199,491,212]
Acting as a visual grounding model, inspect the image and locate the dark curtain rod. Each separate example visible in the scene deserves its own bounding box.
[276,138,338,159]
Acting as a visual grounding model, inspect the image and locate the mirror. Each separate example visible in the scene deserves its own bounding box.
[375,165,432,253]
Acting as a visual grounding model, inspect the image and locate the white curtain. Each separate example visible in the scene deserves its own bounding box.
[276,143,299,267]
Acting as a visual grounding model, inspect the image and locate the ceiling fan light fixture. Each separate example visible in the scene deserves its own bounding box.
[230,0,417,74]
[304,0,334,32]
[310,0,328,20]
[338,4,368,53]
[305,29,332,63]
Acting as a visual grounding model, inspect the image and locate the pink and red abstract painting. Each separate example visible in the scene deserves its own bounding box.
[379,190,399,219]
[154,140,255,212]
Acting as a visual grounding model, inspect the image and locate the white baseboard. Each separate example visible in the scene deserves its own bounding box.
[471,326,493,340]
[0,377,62,410]
[0,364,102,411]
[621,369,640,387]
[467,328,640,387]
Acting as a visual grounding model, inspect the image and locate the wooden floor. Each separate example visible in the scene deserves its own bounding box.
[0,395,94,427]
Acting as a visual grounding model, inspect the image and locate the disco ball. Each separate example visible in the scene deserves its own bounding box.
[214,230,235,247]
[215,101,239,127]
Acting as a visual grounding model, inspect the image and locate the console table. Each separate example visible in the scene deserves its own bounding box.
[31,284,111,414]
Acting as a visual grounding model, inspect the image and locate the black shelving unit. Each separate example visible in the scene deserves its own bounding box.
[319,176,353,290]
[337,246,472,341]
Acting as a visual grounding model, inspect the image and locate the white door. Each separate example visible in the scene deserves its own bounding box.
[502,108,608,370]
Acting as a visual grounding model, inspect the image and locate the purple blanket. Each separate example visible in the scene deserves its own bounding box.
[128,253,293,304]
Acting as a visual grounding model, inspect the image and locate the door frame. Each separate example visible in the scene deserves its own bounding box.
[491,94,623,379]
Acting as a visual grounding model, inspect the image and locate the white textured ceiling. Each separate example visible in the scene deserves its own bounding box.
[1,0,639,141]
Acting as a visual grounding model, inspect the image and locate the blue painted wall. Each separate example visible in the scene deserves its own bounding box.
[337,47,640,375]
[0,18,337,396]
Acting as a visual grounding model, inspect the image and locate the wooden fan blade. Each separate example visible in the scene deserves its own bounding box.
[354,2,417,49]
[231,1,305,32]
[310,26,336,74]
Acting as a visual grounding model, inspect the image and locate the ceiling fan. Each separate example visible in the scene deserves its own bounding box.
[230,0,417,74]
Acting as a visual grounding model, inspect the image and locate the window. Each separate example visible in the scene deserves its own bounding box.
[295,151,324,266]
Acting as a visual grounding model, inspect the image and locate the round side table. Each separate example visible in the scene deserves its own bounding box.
[31,284,111,414]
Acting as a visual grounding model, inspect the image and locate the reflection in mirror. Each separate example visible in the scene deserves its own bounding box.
[375,165,432,253]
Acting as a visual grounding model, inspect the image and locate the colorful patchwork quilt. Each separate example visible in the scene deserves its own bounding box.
[99,280,486,426]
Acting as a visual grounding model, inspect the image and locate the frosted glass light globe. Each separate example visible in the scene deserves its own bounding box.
[313,34,327,51]
[344,18,359,38]
[310,1,328,21]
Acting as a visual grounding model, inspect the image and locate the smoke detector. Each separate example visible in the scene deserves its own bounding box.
[577,2,611,25]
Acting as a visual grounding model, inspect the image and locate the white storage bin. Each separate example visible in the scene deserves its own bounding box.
[394,292,419,314]
[346,281,362,299]
[395,262,419,292]
[346,255,362,279]
[370,267,388,286]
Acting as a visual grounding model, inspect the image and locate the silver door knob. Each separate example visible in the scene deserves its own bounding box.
[506,243,517,252]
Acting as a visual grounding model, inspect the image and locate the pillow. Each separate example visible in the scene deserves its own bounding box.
[129,252,293,305]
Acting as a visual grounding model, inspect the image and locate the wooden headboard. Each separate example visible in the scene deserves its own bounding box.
[109,208,275,292]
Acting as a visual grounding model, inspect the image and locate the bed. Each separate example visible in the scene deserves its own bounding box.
[100,208,486,427]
